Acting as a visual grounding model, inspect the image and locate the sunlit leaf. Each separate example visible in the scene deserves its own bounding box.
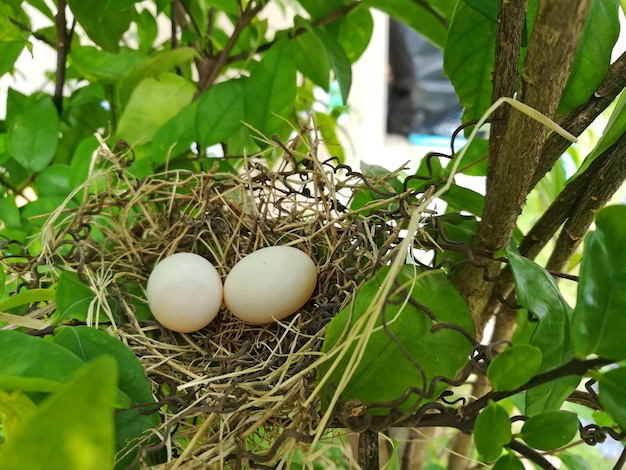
[0,356,118,470]
[7,95,60,172]
[487,345,542,391]
[520,411,579,451]
[67,0,135,51]
[474,401,511,462]
[598,366,626,432]
[492,453,525,470]
[54,270,96,323]
[319,266,474,414]
[0,288,55,311]
[196,79,246,147]
[572,205,626,359]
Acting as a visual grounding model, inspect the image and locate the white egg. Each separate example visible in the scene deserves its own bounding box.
[224,246,317,324]
[147,253,223,332]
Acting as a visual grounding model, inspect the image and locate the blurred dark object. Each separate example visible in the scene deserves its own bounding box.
[387,19,463,137]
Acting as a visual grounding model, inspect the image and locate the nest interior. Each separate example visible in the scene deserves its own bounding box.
[3,131,440,468]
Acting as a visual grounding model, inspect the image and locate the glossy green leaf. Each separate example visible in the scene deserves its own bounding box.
[520,411,579,451]
[441,184,484,217]
[70,46,147,83]
[308,26,352,104]
[196,79,246,147]
[0,194,20,229]
[67,0,134,51]
[293,24,331,90]
[492,453,525,470]
[0,5,26,42]
[0,3,29,76]
[506,245,579,415]
[572,205,626,359]
[0,376,64,394]
[558,0,620,113]
[7,95,60,172]
[135,7,158,52]
[487,345,542,391]
[152,101,198,166]
[598,366,626,431]
[0,356,118,470]
[119,47,198,106]
[444,2,495,124]
[54,270,96,323]
[116,73,196,146]
[0,288,55,311]
[33,164,71,197]
[244,39,296,138]
[329,7,373,64]
[53,326,160,469]
[456,138,488,176]
[428,214,478,267]
[462,0,498,22]
[362,0,448,48]
[319,266,474,414]
[474,401,511,462]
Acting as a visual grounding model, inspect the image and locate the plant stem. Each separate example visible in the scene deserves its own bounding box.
[508,439,557,470]
[358,429,379,470]
[53,0,69,114]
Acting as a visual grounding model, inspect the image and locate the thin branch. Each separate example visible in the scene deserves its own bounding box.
[613,446,626,470]
[463,357,613,418]
[9,17,56,48]
[53,0,68,114]
[226,1,361,65]
[508,439,557,470]
[533,50,626,187]
[411,0,449,28]
[196,1,266,96]
[358,430,379,470]
[546,133,626,272]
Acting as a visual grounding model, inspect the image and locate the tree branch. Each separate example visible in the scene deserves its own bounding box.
[532,50,626,187]
[358,430,379,470]
[508,439,557,470]
[195,1,267,96]
[53,0,69,114]
[453,0,592,330]
[9,17,56,48]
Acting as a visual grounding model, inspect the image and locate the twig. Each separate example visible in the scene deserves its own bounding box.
[508,439,557,470]
[53,0,69,114]
[613,446,626,470]
[9,17,56,48]
[358,430,379,470]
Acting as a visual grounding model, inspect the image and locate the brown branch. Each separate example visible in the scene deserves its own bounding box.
[195,1,267,96]
[358,430,380,470]
[226,1,361,65]
[53,0,69,114]
[532,50,626,187]
[508,439,557,470]
[545,133,626,272]
[453,0,592,330]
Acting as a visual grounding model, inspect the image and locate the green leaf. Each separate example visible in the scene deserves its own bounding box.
[0,356,118,470]
[0,3,29,75]
[492,453,525,470]
[116,73,197,145]
[0,288,55,311]
[310,26,352,104]
[428,214,478,267]
[119,47,198,106]
[151,101,198,166]
[67,0,135,51]
[244,38,296,138]
[487,345,542,392]
[32,164,71,197]
[598,366,626,431]
[54,270,96,323]
[441,184,484,217]
[70,46,147,83]
[292,23,331,89]
[444,1,495,124]
[362,0,448,48]
[196,79,246,147]
[0,194,20,229]
[462,0,498,22]
[455,138,488,176]
[572,205,626,359]
[319,266,474,414]
[53,326,160,470]
[0,390,37,441]
[0,376,64,394]
[329,7,373,64]
[135,7,158,52]
[473,401,511,462]
[7,95,60,172]
[520,411,579,451]
[0,6,27,42]
[558,0,620,113]
[506,245,579,415]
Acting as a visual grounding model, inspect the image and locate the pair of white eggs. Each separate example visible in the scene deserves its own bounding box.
[146,246,317,332]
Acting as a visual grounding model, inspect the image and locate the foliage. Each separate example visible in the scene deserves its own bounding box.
[1,0,626,469]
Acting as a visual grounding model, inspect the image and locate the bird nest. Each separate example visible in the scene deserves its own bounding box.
[4,130,444,469]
